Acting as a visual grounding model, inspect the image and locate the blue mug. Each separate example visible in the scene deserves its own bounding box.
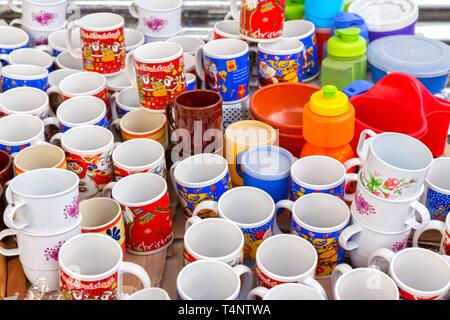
[0,26,29,65]
[305,0,344,28]
[1,64,48,92]
[186,73,197,91]
[237,146,296,203]
[290,155,357,201]
[421,157,450,221]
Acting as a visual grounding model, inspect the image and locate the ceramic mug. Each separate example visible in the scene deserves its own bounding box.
[0,218,81,290]
[168,90,223,156]
[59,233,151,300]
[184,216,244,267]
[143,30,181,44]
[0,114,46,156]
[55,51,84,70]
[126,42,186,112]
[129,0,182,36]
[4,168,80,233]
[167,36,204,56]
[290,156,357,201]
[36,29,81,57]
[112,138,167,180]
[0,64,48,92]
[185,73,197,91]
[125,28,145,53]
[225,120,277,186]
[109,87,141,120]
[0,87,49,119]
[80,197,125,251]
[345,130,433,200]
[248,283,325,300]
[421,157,450,221]
[45,96,109,136]
[277,193,350,278]
[0,26,29,63]
[192,187,278,264]
[237,145,296,203]
[353,178,430,232]
[213,20,241,40]
[257,38,304,86]
[195,39,250,103]
[331,263,399,300]
[368,247,450,300]
[171,153,232,218]
[183,53,195,75]
[230,0,285,42]
[283,19,320,82]
[9,19,67,49]
[339,204,412,268]
[47,69,80,110]
[102,173,174,255]
[6,48,53,71]
[413,213,450,256]
[126,287,170,300]
[255,234,328,299]
[13,143,66,175]
[56,125,114,199]
[111,109,168,148]
[66,12,126,76]
[8,0,79,29]
[177,260,253,300]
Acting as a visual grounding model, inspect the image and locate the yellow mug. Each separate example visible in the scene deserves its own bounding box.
[224,120,277,186]
[14,143,67,175]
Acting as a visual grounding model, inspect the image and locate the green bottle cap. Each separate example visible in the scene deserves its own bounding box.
[285,0,304,20]
[327,27,366,58]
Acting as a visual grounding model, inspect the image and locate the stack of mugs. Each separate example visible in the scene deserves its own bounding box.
[8,0,79,47]
[340,129,433,267]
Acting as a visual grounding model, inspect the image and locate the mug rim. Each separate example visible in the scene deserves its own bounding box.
[0,114,44,146]
[56,51,84,71]
[133,41,183,64]
[424,157,450,195]
[283,19,316,40]
[8,48,53,69]
[0,26,29,48]
[0,64,48,80]
[204,38,249,59]
[112,138,165,171]
[116,86,140,109]
[258,38,305,56]
[56,96,106,127]
[0,87,49,116]
[80,197,122,231]
[14,143,65,173]
[265,282,325,300]
[224,120,277,148]
[119,110,167,136]
[174,89,222,113]
[78,12,124,32]
[61,125,114,155]
[58,71,107,97]
[24,0,67,6]
[126,287,170,300]
[214,20,241,39]
[136,0,182,12]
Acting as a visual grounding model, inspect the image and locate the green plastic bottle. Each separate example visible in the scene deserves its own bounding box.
[321,27,367,90]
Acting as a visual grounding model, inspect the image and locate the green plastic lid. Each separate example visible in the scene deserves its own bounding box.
[285,0,304,20]
[327,27,366,58]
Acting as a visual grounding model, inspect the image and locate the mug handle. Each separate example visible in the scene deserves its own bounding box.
[338,224,362,251]
[165,101,177,132]
[301,276,328,300]
[46,85,61,96]
[109,93,119,121]
[43,117,60,131]
[274,199,294,235]
[194,45,205,82]
[129,1,139,18]
[66,20,82,59]
[229,0,240,21]
[0,54,8,65]
[101,182,117,198]
[247,286,269,300]
[125,51,138,89]
[49,132,63,146]
[67,4,80,23]
[185,216,202,231]
[343,157,363,174]
[3,200,28,230]
[367,248,395,272]
[35,44,52,54]
[356,129,377,159]
[119,261,152,299]
[8,0,22,13]
[343,173,358,202]
[330,263,353,291]
[405,201,431,230]
[0,229,19,256]
[110,119,121,136]
[192,200,219,217]
[412,220,445,248]
[235,151,245,179]
[8,19,22,28]
[169,161,180,197]
[248,46,259,88]
[232,264,254,300]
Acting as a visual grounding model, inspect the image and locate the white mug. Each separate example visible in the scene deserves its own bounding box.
[9,19,67,48]
[4,168,80,233]
[125,28,145,53]
[0,87,50,119]
[184,216,244,267]
[0,114,46,156]
[353,178,430,232]
[345,130,433,200]
[413,213,450,255]
[167,35,204,56]
[339,203,412,268]
[0,218,81,290]
[176,260,253,300]
[248,283,326,300]
[255,234,328,299]
[106,71,133,93]
[36,28,81,56]
[0,26,29,62]
[48,69,81,88]
[112,138,166,181]
[129,0,182,36]
[59,233,151,300]
[55,51,84,70]
[368,247,450,300]
[126,287,170,300]
[8,0,79,30]
[331,263,399,300]
[6,48,54,70]
[212,20,241,40]
[109,86,141,120]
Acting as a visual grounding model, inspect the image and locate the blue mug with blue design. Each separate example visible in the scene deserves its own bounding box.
[420,157,450,221]
[0,26,29,65]
[192,186,279,266]
[0,87,49,119]
[257,38,304,87]
[45,96,109,143]
[110,87,141,120]
[1,64,48,92]
[290,155,357,201]
[186,73,197,91]
[283,20,320,82]
[276,193,350,278]
[171,153,232,219]
[195,38,250,103]
[237,145,296,203]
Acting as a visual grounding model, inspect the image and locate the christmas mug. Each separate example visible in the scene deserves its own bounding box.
[126,42,186,112]
[13,143,66,175]
[66,12,126,76]
[59,233,151,300]
[102,173,174,255]
[247,283,326,300]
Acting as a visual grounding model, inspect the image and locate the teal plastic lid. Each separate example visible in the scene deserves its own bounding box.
[368,35,450,77]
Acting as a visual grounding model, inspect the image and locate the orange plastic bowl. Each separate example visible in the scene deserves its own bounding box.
[250,83,320,134]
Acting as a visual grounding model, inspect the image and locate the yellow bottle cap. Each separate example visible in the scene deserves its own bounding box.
[310,85,349,116]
